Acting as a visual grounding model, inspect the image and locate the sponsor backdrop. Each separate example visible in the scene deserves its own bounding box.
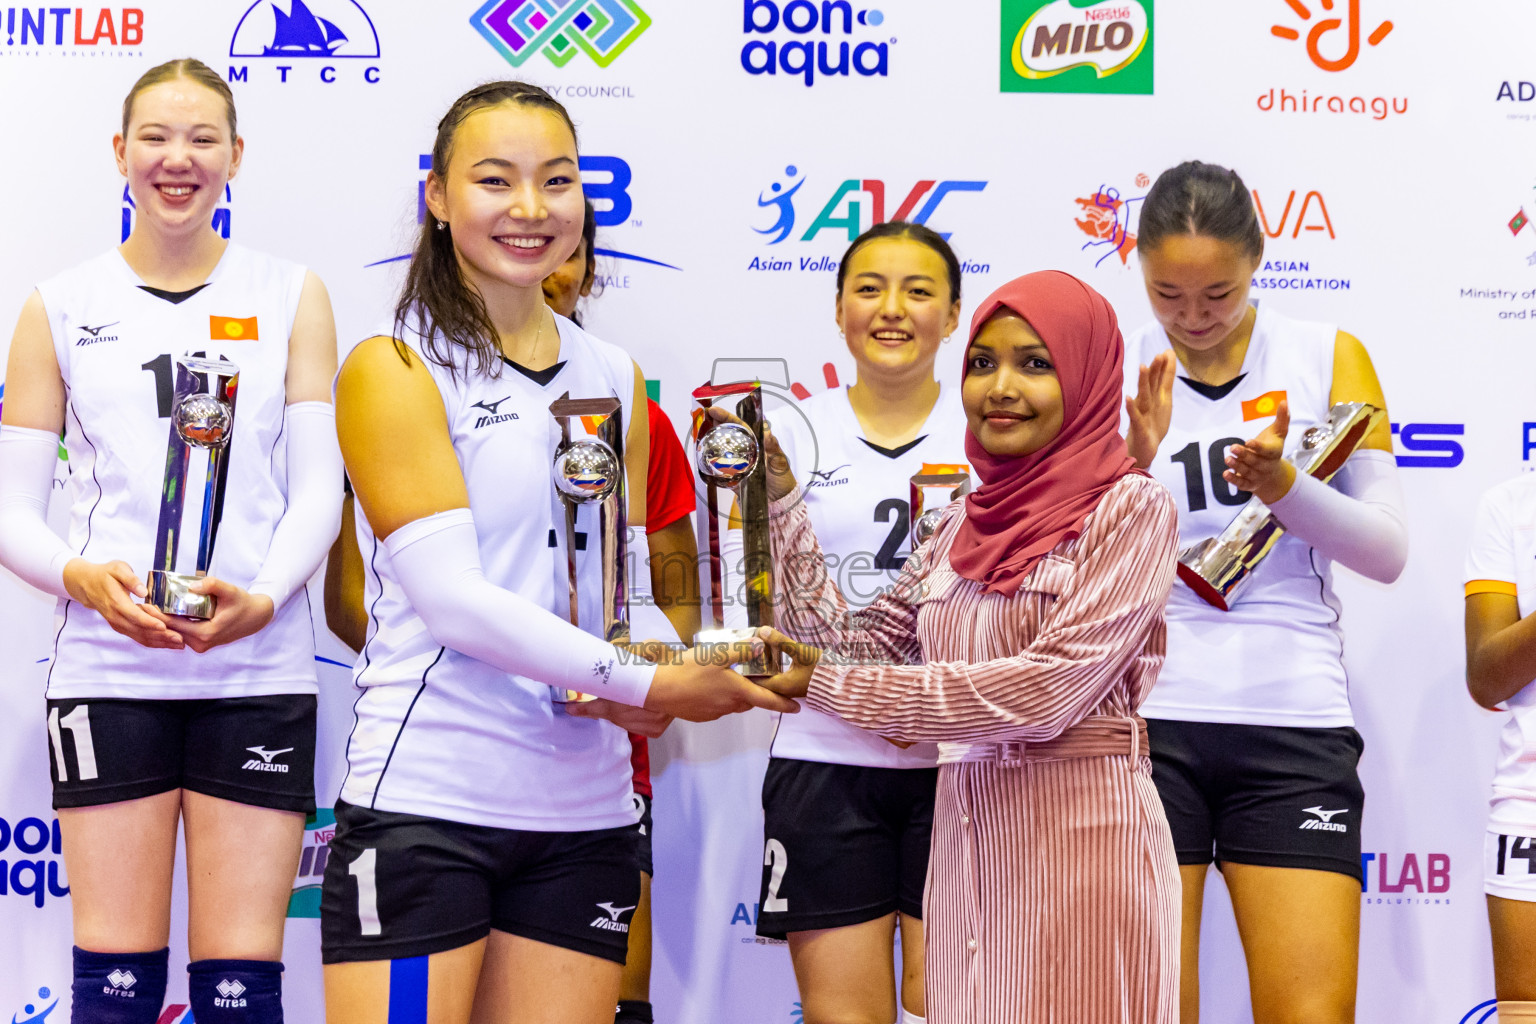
[0,0,1530,1020]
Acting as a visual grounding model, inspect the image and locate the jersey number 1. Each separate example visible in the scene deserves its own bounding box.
[1169,439,1251,512]
[141,352,225,418]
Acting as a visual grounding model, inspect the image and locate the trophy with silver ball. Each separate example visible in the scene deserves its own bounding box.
[691,380,777,678]
[147,355,240,620]
[1177,402,1385,611]
[549,395,629,704]
[910,464,971,549]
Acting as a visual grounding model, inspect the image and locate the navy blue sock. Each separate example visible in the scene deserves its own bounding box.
[187,959,283,1023]
[71,946,168,1024]
[615,1000,654,1024]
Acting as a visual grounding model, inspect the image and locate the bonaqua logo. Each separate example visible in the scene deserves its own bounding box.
[227,0,381,85]
[1001,0,1153,95]
[741,0,891,87]
[0,814,69,909]
[472,0,649,68]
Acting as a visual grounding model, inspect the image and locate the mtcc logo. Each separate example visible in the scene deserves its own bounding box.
[742,0,892,86]
[228,0,381,84]
[1001,0,1153,95]
[755,165,987,245]
[472,0,650,68]
[1270,0,1392,72]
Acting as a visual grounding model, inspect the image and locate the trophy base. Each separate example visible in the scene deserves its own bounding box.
[695,627,779,680]
[146,570,216,620]
[549,687,599,706]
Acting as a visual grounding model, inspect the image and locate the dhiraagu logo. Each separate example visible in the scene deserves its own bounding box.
[1001,0,1152,94]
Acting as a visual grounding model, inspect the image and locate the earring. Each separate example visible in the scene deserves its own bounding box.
[941,334,952,344]
[435,221,447,232]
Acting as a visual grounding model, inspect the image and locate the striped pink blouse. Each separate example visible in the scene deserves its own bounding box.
[769,470,1183,1023]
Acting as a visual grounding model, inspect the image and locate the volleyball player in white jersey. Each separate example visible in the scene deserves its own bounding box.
[319,82,793,1024]
[0,59,342,1024]
[1121,161,1408,1024]
[736,222,967,1024]
[1465,476,1536,1023]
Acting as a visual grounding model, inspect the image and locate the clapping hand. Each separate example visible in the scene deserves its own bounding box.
[1224,399,1295,504]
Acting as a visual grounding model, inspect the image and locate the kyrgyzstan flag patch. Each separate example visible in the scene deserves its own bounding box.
[210,315,258,341]
[1241,390,1286,421]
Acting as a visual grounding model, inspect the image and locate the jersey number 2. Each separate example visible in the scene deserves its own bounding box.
[1169,439,1251,512]
[763,838,789,913]
[873,499,909,571]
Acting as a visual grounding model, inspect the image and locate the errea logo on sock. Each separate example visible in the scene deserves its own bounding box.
[104,969,136,996]
[214,978,247,1008]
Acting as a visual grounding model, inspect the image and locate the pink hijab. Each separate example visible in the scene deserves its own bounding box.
[948,270,1138,596]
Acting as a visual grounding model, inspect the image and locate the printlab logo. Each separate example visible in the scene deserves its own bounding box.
[1258,0,1406,120]
[287,808,336,918]
[1001,0,1153,95]
[742,0,891,86]
[1,7,144,54]
[369,153,679,275]
[1360,850,1451,900]
[228,0,382,84]
[1073,176,1147,268]
[751,166,990,271]
[122,183,232,243]
[8,986,59,1024]
[472,0,649,68]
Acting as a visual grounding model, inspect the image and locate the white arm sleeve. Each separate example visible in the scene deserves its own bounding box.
[384,507,656,705]
[0,425,74,599]
[248,402,345,611]
[1266,447,1408,584]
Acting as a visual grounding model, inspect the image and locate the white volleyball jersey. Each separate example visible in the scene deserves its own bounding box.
[1125,305,1354,728]
[1465,475,1536,836]
[341,314,642,832]
[750,384,968,769]
[36,244,316,700]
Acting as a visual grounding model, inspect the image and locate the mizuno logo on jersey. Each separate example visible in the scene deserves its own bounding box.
[472,396,520,428]
[590,901,635,932]
[75,321,120,345]
[242,745,293,773]
[807,463,851,487]
[1299,806,1349,832]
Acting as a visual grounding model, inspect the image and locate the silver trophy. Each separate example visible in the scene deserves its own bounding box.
[147,356,240,619]
[549,396,629,704]
[910,466,971,548]
[692,381,776,678]
[1177,402,1386,610]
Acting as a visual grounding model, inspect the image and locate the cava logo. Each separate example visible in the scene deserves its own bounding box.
[1002,0,1152,94]
[472,0,650,68]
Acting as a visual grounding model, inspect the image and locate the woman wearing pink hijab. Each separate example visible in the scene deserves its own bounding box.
[745,270,1182,1022]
